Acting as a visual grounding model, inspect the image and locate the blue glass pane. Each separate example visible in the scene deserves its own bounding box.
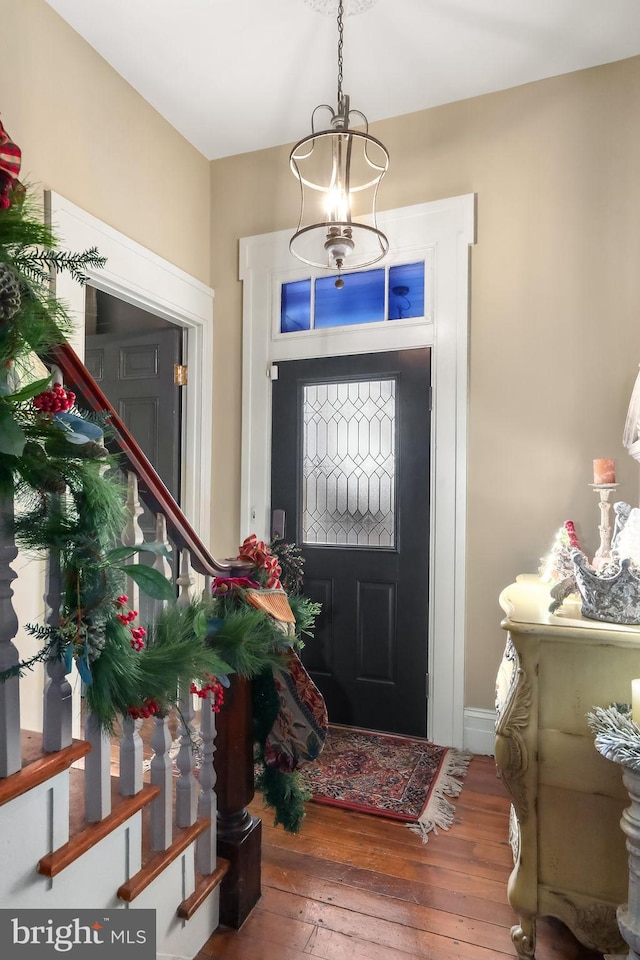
[315,269,385,328]
[388,262,425,320]
[281,279,311,333]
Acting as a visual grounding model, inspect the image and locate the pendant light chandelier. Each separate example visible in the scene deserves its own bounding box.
[289,0,389,276]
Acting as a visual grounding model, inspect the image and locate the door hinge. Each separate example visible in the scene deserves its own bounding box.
[174,364,188,386]
[425,672,430,697]
[269,363,279,381]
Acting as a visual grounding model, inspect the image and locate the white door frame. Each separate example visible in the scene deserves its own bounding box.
[239,195,475,749]
[48,192,214,542]
[46,194,214,740]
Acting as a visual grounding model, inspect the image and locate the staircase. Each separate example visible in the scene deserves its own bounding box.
[0,343,260,960]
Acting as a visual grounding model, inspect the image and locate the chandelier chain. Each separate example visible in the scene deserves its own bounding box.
[337,0,344,105]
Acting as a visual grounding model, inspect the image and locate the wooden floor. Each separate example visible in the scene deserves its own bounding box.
[197,756,604,960]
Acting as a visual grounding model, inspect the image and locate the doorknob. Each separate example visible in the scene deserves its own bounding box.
[271,508,286,540]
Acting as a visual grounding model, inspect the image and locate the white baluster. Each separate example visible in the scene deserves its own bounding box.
[196,691,218,874]
[0,493,21,777]
[202,574,212,604]
[84,711,112,822]
[152,513,172,622]
[119,715,143,796]
[42,533,72,752]
[176,548,194,608]
[175,681,198,828]
[122,472,144,613]
[149,714,173,851]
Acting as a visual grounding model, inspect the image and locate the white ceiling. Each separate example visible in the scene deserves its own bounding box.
[44,0,640,161]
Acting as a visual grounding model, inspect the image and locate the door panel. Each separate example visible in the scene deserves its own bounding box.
[85,328,182,508]
[271,349,431,737]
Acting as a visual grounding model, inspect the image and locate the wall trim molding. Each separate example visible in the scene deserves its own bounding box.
[463,707,497,756]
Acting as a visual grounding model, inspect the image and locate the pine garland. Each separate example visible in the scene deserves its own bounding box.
[0,188,104,374]
[0,148,323,832]
[587,703,640,770]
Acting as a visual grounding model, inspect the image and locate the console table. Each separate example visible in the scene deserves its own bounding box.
[495,574,640,957]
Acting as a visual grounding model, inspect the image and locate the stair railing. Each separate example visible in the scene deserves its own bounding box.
[0,344,260,923]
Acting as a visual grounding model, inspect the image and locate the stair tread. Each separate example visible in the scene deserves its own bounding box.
[117,818,211,902]
[0,733,91,809]
[177,859,231,920]
[38,782,160,877]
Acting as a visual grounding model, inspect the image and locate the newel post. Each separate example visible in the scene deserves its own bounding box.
[213,674,262,928]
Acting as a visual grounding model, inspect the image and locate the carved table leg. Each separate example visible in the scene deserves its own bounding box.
[511,916,536,959]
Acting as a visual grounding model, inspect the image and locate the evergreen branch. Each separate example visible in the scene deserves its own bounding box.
[0,634,64,681]
[254,753,311,833]
[12,246,106,285]
[15,260,51,287]
[289,593,321,644]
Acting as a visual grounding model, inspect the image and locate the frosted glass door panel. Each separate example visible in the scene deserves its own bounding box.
[302,379,396,546]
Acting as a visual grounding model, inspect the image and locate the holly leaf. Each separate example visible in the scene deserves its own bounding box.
[193,609,209,639]
[0,406,26,455]
[119,563,175,601]
[3,375,52,403]
[106,542,173,565]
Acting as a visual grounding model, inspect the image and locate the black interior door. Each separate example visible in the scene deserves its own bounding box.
[85,328,182,508]
[271,349,431,737]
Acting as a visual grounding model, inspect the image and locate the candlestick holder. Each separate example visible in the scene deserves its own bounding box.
[590,483,620,570]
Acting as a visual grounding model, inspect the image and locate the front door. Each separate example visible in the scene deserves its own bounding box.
[271,349,431,737]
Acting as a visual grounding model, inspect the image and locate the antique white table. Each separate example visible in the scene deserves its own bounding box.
[495,574,640,957]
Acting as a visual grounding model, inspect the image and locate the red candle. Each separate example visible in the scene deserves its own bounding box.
[593,458,616,485]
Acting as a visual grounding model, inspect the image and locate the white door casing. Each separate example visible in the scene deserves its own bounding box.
[239,195,475,749]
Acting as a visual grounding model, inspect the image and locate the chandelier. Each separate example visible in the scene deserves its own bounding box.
[289,0,389,277]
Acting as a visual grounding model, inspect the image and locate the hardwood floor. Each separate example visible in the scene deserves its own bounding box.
[197,756,605,960]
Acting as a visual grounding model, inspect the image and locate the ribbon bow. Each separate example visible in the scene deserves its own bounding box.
[0,119,22,210]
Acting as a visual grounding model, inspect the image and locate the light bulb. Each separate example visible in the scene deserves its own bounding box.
[326,187,351,223]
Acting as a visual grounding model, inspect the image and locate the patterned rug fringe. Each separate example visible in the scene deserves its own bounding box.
[407,748,473,843]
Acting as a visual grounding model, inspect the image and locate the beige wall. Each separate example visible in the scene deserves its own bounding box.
[1,0,211,282]
[210,56,640,711]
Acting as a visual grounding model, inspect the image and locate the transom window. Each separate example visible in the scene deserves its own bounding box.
[280,261,425,334]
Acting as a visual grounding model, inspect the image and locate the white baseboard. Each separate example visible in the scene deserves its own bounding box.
[463,707,496,755]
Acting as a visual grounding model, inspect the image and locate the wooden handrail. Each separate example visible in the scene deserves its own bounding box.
[46,342,249,578]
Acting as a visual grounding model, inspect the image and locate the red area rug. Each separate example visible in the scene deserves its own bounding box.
[298,725,472,842]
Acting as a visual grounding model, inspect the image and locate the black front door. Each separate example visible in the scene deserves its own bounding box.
[271,349,431,737]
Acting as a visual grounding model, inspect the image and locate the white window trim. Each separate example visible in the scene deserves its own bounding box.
[47,192,214,543]
[239,194,475,749]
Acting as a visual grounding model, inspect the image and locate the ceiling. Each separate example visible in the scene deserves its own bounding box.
[44,0,640,161]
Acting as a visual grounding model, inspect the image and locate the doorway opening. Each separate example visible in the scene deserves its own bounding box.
[84,287,185,513]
